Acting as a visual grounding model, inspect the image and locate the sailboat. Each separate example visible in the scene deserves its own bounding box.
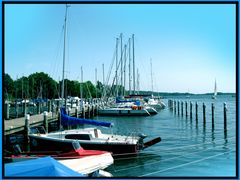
[212,79,217,99]
[146,59,166,110]
[28,7,161,157]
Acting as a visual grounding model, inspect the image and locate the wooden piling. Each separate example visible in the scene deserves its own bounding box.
[23,102,27,116]
[181,101,183,116]
[48,100,51,112]
[190,101,192,119]
[195,102,198,121]
[25,114,30,151]
[43,111,48,133]
[82,106,85,119]
[4,103,10,120]
[88,105,91,118]
[203,103,206,125]
[185,101,188,117]
[211,103,214,129]
[177,101,180,115]
[174,101,176,114]
[37,102,41,114]
[75,107,79,118]
[224,103,227,131]
[15,101,19,118]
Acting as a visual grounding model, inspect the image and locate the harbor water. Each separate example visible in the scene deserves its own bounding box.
[93,94,236,177]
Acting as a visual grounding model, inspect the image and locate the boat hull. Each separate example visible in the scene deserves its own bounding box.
[98,109,150,116]
[29,135,139,157]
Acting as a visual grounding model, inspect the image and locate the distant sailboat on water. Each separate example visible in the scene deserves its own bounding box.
[212,79,217,99]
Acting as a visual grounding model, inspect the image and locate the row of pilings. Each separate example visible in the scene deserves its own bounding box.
[168,99,228,131]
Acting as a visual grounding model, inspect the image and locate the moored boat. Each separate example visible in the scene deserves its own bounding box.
[28,108,161,157]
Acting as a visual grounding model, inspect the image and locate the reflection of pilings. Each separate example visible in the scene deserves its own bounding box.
[211,103,214,129]
[195,102,198,122]
[224,102,227,131]
[203,103,206,126]
[190,101,192,119]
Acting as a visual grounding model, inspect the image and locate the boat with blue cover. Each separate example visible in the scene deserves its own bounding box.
[29,108,161,157]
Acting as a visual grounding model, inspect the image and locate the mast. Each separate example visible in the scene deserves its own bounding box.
[115,38,119,97]
[102,63,105,98]
[61,5,69,102]
[137,68,140,95]
[120,33,123,96]
[128,38,131,95]
[150,58,153,97]
[95,68,97,98]
[80,66,83,105]
[123,44,127,96]
[132,34,136,95]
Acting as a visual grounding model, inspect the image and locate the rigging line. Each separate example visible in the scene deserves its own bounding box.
[139,149,235,177]
[115,144,236,173]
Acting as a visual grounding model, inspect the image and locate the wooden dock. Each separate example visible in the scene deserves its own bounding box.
[4,105,98,136]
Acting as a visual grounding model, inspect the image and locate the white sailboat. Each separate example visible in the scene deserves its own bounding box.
[212,79,217,99]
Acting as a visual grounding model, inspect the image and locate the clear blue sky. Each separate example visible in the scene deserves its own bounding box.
[5,3,236,93]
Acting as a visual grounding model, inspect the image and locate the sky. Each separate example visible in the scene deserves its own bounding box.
[4,3,236,93]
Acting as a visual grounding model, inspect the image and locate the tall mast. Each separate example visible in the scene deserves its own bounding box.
[123,44,127,96]
[61,5,69,101]
[120,33,123,96]
[80,66,83,101]
[95,68,97,98]
[128,38,131,95]
[150,58,153,97]
[115,38,119,97]
[102,63,105,98]
[137,68,140,95]
[132,34,136,95]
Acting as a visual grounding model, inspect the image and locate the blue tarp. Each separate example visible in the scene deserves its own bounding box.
[61,108,113,128]
[5,156,85,177]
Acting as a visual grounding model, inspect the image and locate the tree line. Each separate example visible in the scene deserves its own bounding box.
[4,72,107,101]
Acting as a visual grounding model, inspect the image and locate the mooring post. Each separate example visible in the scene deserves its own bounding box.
[203,103,206,125]
[76,99,79,107]
[185,101,188,117]
[177,101,180,115]
[211,103,214,129]
[25,114,30,151]
[195,102,198,121]
[37,102,40,114]
[174,101,176,114]
[181,101,183,116]
[92,104,95,117]
[83,106,85,119]
[15,101,19,118]
[23,102,27,116]
[224,102,227,131]
[190,101,192,119]
[47,100,51,112]
[88,105,91,118]
[43,111,48,133]
[4,103,10,120]
[75,107,78,118]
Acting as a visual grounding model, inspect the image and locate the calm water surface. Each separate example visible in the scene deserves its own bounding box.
[93,95,236,177]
